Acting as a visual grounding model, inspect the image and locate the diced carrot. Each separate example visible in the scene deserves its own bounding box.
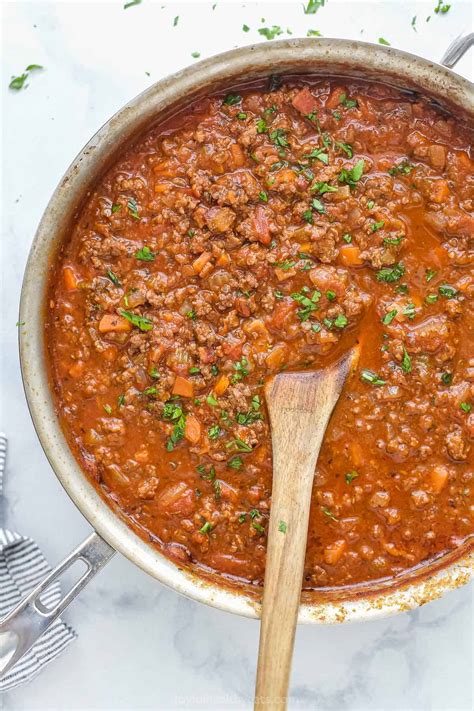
[429,179,450,204]
[68,361,85,378]
[265,344,288,370]
[184,415,202,444]
[253,206,271,245]
[63,266,80,291]
[216,252,230,268]
[326,87,346,109]
[98,314,132,333]
[274,267,296,282]
[172,375,194,398]
[339,245,364,266]
[292,87,318,115]
[192,251,213,274]
[231,143,245,168]
[149,344,165,363]
[154,183,171,193]
[323,539,347,565]
[430,465,449,494]
[214,374,230,396]
[350,441,363,467]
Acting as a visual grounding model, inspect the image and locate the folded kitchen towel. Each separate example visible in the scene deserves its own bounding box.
[0,433,77,692]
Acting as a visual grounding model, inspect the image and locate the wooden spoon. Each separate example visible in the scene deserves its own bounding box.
[254,347,359,711]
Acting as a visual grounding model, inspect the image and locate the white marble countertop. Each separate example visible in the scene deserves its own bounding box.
[2,1,473,709]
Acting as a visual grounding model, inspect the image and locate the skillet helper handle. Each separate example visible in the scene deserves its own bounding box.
[0,531,114,679]
[440,32,474,68]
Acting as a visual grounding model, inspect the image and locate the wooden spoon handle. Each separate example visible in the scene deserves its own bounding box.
[254,403,326,711]
[255,351,358,711]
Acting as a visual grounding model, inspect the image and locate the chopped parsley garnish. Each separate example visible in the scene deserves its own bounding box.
[311,182,338,194]
[111,203,121,213]
[186,309,197,320]
[117,394,125,407]
[236,406,263,425]
[278,520,287,533]
[425,268,437,282]
[199,521,212,535]
[322,507,338,521]
[311,197,326,214]
[438,284,458,298]
[143,386,157,396]
[231,357,249,383]
[259,191,268,202]
[135,245,155,261]
[106,270,121,286]
[403,303,416,319]
[208,425,221,440]
[338,159,365,187]
[103,404,112,414]
[333,314,348,329]
[401,347,412,373]
[345,471,359,484]
[163,401,186,451]
[258,26,283,40]
[326,290,336,301]
[252,521,265,534]
[378,37,391,45]
[210,364,219,376]
[303,147,329,164]
[189,366,201,375]
[460,402,471,413]
[383,236,403,245]
[338,92,358,109]
[197,464,216,481]
[376,263,405,283]
[367,200,375,210]
[237,112,247,120]
[291,287,321,321]
[360,369,386,386]
[269,128,289,147]
[226,438,253,453]
[441,372,452,385]
[342,233,352,243]
[119,309,153,331]
[127,198,140,220]
[223,93,242,105]
[206,394,218,407]
[388,161,413,176]
[382,309,398,325]
[150,366,160,379]
[228,456,243,470]
[371,220,385,232]
[335,141,353,158]
[256,118,267,133]
[303,209,314,224]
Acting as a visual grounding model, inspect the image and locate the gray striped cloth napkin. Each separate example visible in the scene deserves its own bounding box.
[0,433,76,691]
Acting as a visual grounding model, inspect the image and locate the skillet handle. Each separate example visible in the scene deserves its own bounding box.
[0,531,114,679]
[440,32,474,68]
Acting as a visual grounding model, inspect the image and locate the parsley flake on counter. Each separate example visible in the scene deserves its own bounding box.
[304,0,326,13]
[378,37,391,45]
[258,26,283,40]
[191,51,201,59]
[307,29,322,36]
[434,1,451,13]
[9,64,44,91]
[124,0,141,7]
[242,23,250,32]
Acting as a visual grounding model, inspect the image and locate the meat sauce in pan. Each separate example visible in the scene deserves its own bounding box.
[47,77,474,591]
